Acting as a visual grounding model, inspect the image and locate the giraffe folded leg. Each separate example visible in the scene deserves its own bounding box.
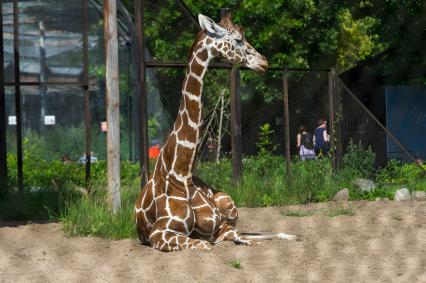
[148,216,212,252]
[214,224,254,246]
[149,229,213,252]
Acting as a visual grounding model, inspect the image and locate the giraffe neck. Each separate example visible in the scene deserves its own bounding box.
[160,36,214,183]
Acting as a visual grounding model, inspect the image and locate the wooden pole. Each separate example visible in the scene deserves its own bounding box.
[13,0,23,192]
[0,0,7,196]
[134,0,149,188]
[103,0,121,213]
[230,67,242,184]
[283,68,291,180]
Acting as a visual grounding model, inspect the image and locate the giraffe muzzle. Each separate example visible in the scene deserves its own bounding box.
[254,58,269,74]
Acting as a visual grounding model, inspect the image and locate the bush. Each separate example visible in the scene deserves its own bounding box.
[342,139,375,178]
[61,186,137,239]
[376,159,422,184]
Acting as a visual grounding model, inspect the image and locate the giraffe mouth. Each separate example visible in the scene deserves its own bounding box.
[254,65,267,74]
[253,59,269,74]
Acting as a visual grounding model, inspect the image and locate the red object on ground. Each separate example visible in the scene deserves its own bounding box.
[148,146,161,159]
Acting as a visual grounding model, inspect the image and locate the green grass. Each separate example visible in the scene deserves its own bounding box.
[324,204,356,217]
[60,185,138,239]
[281,209,315,217]
[196,156,343,207]
[231,259,242,269]
[2,154,425,241]
[196,156,426,207]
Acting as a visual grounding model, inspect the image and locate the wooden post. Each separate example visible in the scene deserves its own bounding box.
[0,0,7,196]
[82,0,92,189]
[328,68,336,171]
[134,0,149,188]
[283,68,291,180]
[103,0,121,213]
[230,67,242,184]
[13,0,23,192]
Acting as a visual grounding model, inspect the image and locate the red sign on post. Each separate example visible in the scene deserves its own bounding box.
[101,121,108,132]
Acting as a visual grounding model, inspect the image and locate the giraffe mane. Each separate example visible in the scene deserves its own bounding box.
[188,31,206,60]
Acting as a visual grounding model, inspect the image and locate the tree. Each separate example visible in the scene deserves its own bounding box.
[104,0,122,213]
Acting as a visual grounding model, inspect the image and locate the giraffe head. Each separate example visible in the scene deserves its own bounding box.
[198,14,269,74]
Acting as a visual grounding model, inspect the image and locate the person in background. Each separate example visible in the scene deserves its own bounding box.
[314,118,330,157]
[296,125,316,161]
[148,139,161,159]
[62,154,71,164]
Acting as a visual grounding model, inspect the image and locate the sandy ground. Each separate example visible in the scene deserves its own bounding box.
[0,200,425,282]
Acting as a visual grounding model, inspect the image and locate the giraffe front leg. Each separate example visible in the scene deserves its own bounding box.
[214,224,254,246]
[149,220,212,252]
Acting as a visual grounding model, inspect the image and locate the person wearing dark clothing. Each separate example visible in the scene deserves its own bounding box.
[314,118,330,157]
[296,125,316,161]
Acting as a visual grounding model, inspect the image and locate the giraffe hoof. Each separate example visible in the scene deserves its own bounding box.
[235,237,254,246]
[276,233,297,241]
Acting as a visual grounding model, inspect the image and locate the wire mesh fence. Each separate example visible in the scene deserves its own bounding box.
[2,0,137,190]
[3,0,424,190]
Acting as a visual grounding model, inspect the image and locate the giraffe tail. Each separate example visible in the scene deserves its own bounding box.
[241,232,297,241]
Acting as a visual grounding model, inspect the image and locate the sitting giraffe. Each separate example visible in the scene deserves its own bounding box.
[135,13,296,252]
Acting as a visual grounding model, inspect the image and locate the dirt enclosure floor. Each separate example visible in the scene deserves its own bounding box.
[1,201,425,282]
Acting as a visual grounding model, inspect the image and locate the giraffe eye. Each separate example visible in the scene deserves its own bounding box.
[235,38,243,45]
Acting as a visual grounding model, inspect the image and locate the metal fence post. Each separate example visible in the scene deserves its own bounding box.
[334,71,343,169]
[0,0,7,196]
[328,68,336,171]
[283,68,291,180]
[82,0,92,189]
[134,0,149,188]
[230,67,242,184]
[13,0,23,192]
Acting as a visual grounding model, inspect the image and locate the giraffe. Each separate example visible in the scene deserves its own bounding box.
[134,13,295,252]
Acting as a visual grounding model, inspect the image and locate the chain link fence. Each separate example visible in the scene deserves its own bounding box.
[3,0,423,189]
[2,0,137,189]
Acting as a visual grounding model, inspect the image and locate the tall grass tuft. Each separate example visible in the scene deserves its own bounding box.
[60,185,138,239]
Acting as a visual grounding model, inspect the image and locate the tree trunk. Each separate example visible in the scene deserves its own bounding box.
[104,0,121,213]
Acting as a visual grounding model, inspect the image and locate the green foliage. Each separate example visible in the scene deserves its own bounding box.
[196,156,339,207]
[122,0,425,83]
[5,152,424,239]
[230,259,242,270]
[376,159,425,185]
[256,123,277,157]
[61,185,138,239]
[6,149,139,191]
[148,114,161,140]
[342,139,375,178]
[337,8,384,70]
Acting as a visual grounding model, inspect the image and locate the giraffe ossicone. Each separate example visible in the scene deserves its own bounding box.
[134,13,294,252]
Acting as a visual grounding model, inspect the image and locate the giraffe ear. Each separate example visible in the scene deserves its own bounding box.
[198,14,226,36]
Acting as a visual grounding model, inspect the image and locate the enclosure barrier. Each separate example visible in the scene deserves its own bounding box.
[1,0,422,192]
